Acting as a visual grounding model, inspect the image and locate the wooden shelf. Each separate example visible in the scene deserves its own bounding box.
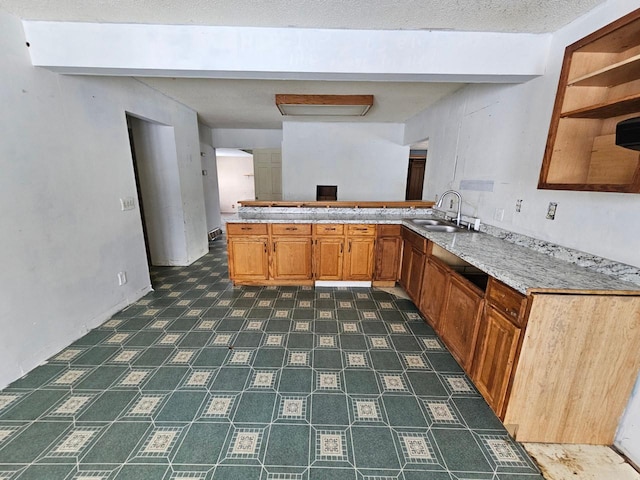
[561,92,640,118]
[569,53,640,87]
[539,8,640,193]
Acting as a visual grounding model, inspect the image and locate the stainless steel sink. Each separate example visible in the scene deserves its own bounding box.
[421,224,467,233]
[410,218,450,226]
[408,218,469,233]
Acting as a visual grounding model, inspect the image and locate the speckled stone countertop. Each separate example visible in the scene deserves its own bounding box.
[227,209,640,295]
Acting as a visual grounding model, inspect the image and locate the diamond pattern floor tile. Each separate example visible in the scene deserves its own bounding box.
[0,237,544,479]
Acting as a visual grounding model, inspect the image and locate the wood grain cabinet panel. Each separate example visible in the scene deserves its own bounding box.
[344,236,376,280]
[374,236,401,281]
[271,237,313,280]
[419,258,449,331]
[227,236,269,281]
[314,237,344,280]
[472,305,521,417]
[440,274,484,373]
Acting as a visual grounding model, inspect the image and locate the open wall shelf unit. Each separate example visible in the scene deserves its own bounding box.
[539,8,640,193]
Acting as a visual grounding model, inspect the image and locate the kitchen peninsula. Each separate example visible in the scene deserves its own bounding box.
[225,201,640,445]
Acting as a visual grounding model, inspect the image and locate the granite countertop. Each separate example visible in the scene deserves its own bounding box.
[227,213,640,295]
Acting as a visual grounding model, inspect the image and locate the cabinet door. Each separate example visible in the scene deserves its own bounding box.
[473,305,521,417]
[344,237,375,280]
[315,237,344,280]
[406,247,426,302]
[419,258,449,331]
[228,237,269,281]
[399,239,413,290]
[440,274,483,373]
[374,236,402,281]
[272,237,313,280]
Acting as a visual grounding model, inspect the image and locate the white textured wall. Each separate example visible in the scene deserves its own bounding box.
[199,123,223,232]
[216,155,256,212]
[0,11,207,388]
[212,128,283,149]
[404,0,640,462]
[282,122,409,201]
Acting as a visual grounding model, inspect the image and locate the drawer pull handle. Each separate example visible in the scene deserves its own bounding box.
[285,227,297,231]
[241,227,252,230]
[327,228,336,231]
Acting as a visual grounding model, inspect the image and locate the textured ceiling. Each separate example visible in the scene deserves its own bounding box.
[138,78,464,128]
[0,0,605,33]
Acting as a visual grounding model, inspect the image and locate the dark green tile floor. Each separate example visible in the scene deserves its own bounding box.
[0,238,544,480]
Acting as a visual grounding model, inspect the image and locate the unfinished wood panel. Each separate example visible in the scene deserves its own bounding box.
[570,53,640,87]
[271,237,312,280]
[504,294,640,444]
[587,134,640,184]
[545,118,605,183]
[539,8,640,193]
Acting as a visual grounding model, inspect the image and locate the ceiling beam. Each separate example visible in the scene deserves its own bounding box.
[23,22,550,83]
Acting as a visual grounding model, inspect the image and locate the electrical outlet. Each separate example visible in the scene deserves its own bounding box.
[449,198,455,209]
[120,197,135,211]
[515,199,523,213]
[546,202,558,220]
[117,271,127,286]
[493,208,504,221]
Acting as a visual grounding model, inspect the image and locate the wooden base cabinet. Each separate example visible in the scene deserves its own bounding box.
[419,257,449,330]
[473,304,522,417]
[439,274,484,373]
[374,225,402,285]
[344,236,375,280]
[314,236,344,280]
[271,237,313,280]
[399,227,428,302]
[227,236,269,282]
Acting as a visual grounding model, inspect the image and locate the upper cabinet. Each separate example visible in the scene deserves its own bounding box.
[538,8,640,193]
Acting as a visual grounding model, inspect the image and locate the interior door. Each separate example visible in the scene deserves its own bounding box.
[405,155,426,200]
[253,149,282,201]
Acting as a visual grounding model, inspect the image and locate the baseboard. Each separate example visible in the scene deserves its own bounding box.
[315,281,372,288]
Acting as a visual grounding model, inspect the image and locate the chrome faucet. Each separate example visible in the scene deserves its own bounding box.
[435,190,462,226]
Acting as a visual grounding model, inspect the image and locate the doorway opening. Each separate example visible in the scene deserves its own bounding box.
[405,148,427,200]
[126,113,184,272]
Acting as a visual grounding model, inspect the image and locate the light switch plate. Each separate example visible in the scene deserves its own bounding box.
[120,197,135,211]
[546,202,558,220]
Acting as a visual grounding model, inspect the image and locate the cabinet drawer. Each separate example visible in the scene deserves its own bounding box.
[314,224,344,236]
[401,226,428,252]
[271,223,312,235]
[227,223,268,235]
[377,224,401,236]
[347,224,376,236]
[487,278,525,325]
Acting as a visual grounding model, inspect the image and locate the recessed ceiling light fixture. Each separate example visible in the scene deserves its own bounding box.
[275,94,374,116]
